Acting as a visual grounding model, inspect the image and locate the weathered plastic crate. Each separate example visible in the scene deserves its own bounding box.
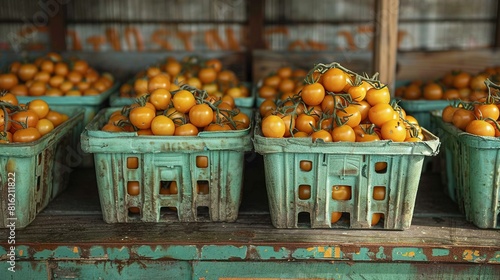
[397,99,450,135]
[16,84,119,167]
[80,108,253,223]
[459,132,500,229]
[0,107,84,229]
[253,117,440,230]
[431,110,500,229]
[17,83,118,125]
[110,82,255,108]
[430,111,463,205]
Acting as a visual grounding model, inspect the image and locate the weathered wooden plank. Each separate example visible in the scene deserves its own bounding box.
[373,0,399,93]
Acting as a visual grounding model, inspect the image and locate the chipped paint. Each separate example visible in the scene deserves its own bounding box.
[376,246,387,260]
[200,245,246,260]
[16,245,29,259]
[105,246,131,260]
[134,245,198,260]
[432,248,449,257]
[89,246,107,258]
[254,246,290,260]
[352,247,374,261]
[489,252,500,263]
[292,246,343,260]
[392,248,428,261]
[463,249,486,262]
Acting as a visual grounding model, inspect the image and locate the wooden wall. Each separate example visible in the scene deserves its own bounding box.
[0,0,497,52]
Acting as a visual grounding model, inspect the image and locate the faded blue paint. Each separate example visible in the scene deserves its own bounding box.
[15,245,30,259]
[376,246,387,260]
[33,249,57,259]
[52,260,191,279]
[89,246,106,258]
[432,248,450,257]
[392,247,428,261]
[134,245,198,260]
[200,245,246,260]
[105,246,130,260]
[352,247,374,261]
[193,261,500,280]
[254,246,290,260]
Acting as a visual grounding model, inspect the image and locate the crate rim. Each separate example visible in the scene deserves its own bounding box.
[81,107,254,154]
[253,114,440,156]
[0,107,85,157]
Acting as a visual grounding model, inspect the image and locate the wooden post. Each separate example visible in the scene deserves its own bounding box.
[372,0,399,94]
[246,0,266,82]
[495,0,500,48]
[47,1,67,51]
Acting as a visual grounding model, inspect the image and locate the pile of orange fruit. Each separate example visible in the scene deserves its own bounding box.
[0,52,114,97]
[0,92,69,143]
[259,62,423,143]
[119,56,250,100]
[396,66,500,101]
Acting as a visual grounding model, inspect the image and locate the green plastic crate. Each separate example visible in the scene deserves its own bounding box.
[110,83,256,108]
[17,83,119,166]
[0,107,84,228]
[80,108,253,223]
[253,117,440,230]
[459,132,500,229]
[17,83,119,125]
[397,99,450,135]
[432,110,500,229]
[430,111,463,205]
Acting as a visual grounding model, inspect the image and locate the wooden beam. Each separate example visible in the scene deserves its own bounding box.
[47,1,67,51]
[372,0,399,94]
[246,0,266,50]
[495,0,500,48]
[246,0,266,82]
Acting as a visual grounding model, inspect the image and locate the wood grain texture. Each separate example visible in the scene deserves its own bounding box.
[373,0,399,93]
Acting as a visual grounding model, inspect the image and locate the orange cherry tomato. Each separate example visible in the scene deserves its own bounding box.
[13,127,41,143]
[301,83,325,106]
[129,106,156,130]
[174,123,199,136]
[172,90,196,113]
[321,68,347,93]
[150,115,175,136]
[332,124,355,142]
[332,185,351,200]
[262,115,285,138]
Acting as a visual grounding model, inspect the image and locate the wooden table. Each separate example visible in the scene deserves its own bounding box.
[1,156,500,279]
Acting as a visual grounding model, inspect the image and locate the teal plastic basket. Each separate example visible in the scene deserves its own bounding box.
[432,110,500,229]
[430,111,462,204]
[398,99,450,135]
[17,83,119,125]
[17,83,119,166]
[459,132,500,229]
[80,108,253,223]
[253,117,440,230]
[110,82,255,108]
[0,107,84,228]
